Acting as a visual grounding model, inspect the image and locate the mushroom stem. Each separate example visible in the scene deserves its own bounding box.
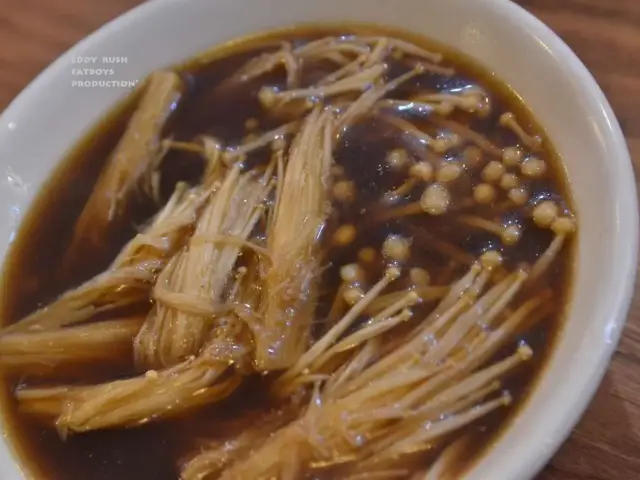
[380,115,437,150]
[366,287,448,315]
[0,316,144,375]
[529,234,566,282]
[161,139,204,154]
[337,66,424,133]
[224,121,299,161]
[456,215,523,246]
[374,201,425,223]
[409,227,476,265]
[359,36,443,63]
[412,91,488,115]
[378,392,512,458]
[424,435,473,480]
[312,307,414,373]
[456,215,503,235]
[403,58,456,77]
[318,54,368,85]
[260,64,386,107]
[499,112,542,150]
[383,179,419,203]
[318,39,391,86]
[376,99,455,117]
[276,267,401,388]
[429,117,502,156]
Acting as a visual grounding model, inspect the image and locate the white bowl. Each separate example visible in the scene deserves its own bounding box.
[0,0,636,478]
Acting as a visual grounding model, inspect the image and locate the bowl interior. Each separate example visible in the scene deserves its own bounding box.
[0,0,636,479]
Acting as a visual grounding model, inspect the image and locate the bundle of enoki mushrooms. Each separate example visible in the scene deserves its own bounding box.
[11,160,270,433]
[0,32,575,479]
[134,160,274,369]
[17,316,246,436]
[9,148,277,433]
[252,106,335,370]
[63,71,184,261]
[180,254,551,480]
[4,182,208,337]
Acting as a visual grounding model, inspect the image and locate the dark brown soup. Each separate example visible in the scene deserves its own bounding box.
[0,24,575,480]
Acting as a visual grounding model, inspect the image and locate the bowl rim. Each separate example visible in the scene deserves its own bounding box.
[0,0,637,479]
[469,2,638,479]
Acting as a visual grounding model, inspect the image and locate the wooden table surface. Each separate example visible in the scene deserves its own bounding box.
[0,0,638,478]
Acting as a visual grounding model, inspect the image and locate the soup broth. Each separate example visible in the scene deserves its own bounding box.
[0,24,575,480]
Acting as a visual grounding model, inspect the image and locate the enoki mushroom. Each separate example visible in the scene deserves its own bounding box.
[17,314,250,436]
[135,165,274,369]
[1,31,577,480]
[0,316,144,375]
[2,183,208,335]
[63,71,184,260]
[212,259,541,478]
[253,107,335,370]
[499,112,543,150]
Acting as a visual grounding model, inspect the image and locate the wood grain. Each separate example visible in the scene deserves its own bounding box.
[0,1,638,479]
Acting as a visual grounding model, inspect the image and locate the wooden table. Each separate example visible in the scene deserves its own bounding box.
[0,1,638,478]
